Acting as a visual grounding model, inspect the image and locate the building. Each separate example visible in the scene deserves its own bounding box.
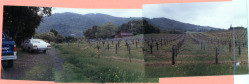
[115,30,133,38]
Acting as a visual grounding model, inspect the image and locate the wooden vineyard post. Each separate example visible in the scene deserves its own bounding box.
[175,46,178,57]
[161,39,163,47]
[229,42,232,52]
[172,45,176,65]
[126,41,129,50]
[177,46,180,54]
[239,43,241,57]
[142,46,145,54]
[107,42,110,50]
[115,43,118,54]
[102,41,105,47]
[156,42,159,50]
[201,42,202,49]
[97,44,100,58]
[118,41,120,47]
[150,43,153,54]
[203,42,205,50]
[132,40,134,45]
[243,42,245,47]
[128,45,131,62]
[164,40,166,46]
[136,41,138,48]
[128,45,131,55]
[207,42,210,56]
[215,45,218,64]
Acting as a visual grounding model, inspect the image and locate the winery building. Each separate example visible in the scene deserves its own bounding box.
[114,30,133,38]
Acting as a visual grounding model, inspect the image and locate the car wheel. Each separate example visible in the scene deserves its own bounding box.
[2,60,13,68]
[43,50,46,53]
[1,61,8,67]
[28,48,33,53]
[22,48,26,51]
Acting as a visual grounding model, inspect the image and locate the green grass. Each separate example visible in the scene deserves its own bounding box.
[54,42,158,83]
[145,63,234,77]
[23,65,54,81]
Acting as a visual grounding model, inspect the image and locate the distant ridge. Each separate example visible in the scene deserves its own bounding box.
[37,12,220,37]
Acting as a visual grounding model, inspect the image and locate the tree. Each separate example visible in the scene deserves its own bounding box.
[50,29,58,36]
[56,34,64,43]
[143,20,160,34]
[39,32,55,43]
[65,36,75,43]
[83,22,117,39]
[98,22,116,38]
[3,6,52,45]
[83,25,99,39]
[119,20,160,34]
[120,20,144,35]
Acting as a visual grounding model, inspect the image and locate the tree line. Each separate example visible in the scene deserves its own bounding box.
[83,20,161,39]
[34,29,79,43]
[3,6,52,45]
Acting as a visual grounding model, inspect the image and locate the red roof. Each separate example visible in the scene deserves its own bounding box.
[115,30,133,38]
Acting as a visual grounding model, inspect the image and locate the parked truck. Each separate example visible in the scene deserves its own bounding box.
[1,34,17,67]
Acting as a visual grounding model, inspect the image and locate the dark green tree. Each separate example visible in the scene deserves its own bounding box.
[83,23,117,39]
[119,20,160,34]
[50,29,58,36]
[65,36,75,42]
[39,32,56,43]
[143,20,160,34]
[3,6,52,44]
[98,22,116,38]
[83,25,99,39]
[56,34,64,43]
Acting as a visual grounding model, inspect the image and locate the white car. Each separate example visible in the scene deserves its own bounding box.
[21,39,51,53]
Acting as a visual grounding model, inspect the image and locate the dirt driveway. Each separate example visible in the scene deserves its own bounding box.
[1,47,62,81]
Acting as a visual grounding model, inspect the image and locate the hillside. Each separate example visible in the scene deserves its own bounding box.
[37,12,139,37]
[144,18,220,32]
[36,12,220,37]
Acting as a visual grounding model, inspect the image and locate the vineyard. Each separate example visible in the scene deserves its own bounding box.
[144,29,248,77]
[53,29,247,82]
[53,34,159,83]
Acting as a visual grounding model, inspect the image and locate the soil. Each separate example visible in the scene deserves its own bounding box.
[1,47,63,81]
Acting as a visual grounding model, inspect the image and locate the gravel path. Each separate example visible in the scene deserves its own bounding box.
[1,47,63,81]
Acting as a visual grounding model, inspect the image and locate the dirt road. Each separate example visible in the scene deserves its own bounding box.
[1,47,62,81]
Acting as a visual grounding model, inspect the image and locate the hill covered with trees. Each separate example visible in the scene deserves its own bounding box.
[83,20,160,39]
[37,12,220,37]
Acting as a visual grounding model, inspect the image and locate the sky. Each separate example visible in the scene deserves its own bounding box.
[143,0,247,29]
[53,0,247,29]
[52,8,142,17]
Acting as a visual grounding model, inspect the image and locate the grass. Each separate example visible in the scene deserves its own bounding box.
[54,42,158,83]
[145,63,234,77]
[23,65,54,81]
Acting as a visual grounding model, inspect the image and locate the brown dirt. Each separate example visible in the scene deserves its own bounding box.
[102,56,144,64]
[1,47,62,81]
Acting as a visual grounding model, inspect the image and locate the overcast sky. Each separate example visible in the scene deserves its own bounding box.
[52,0,247,29]
[52,8,142,17]
[143,0,247,29]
